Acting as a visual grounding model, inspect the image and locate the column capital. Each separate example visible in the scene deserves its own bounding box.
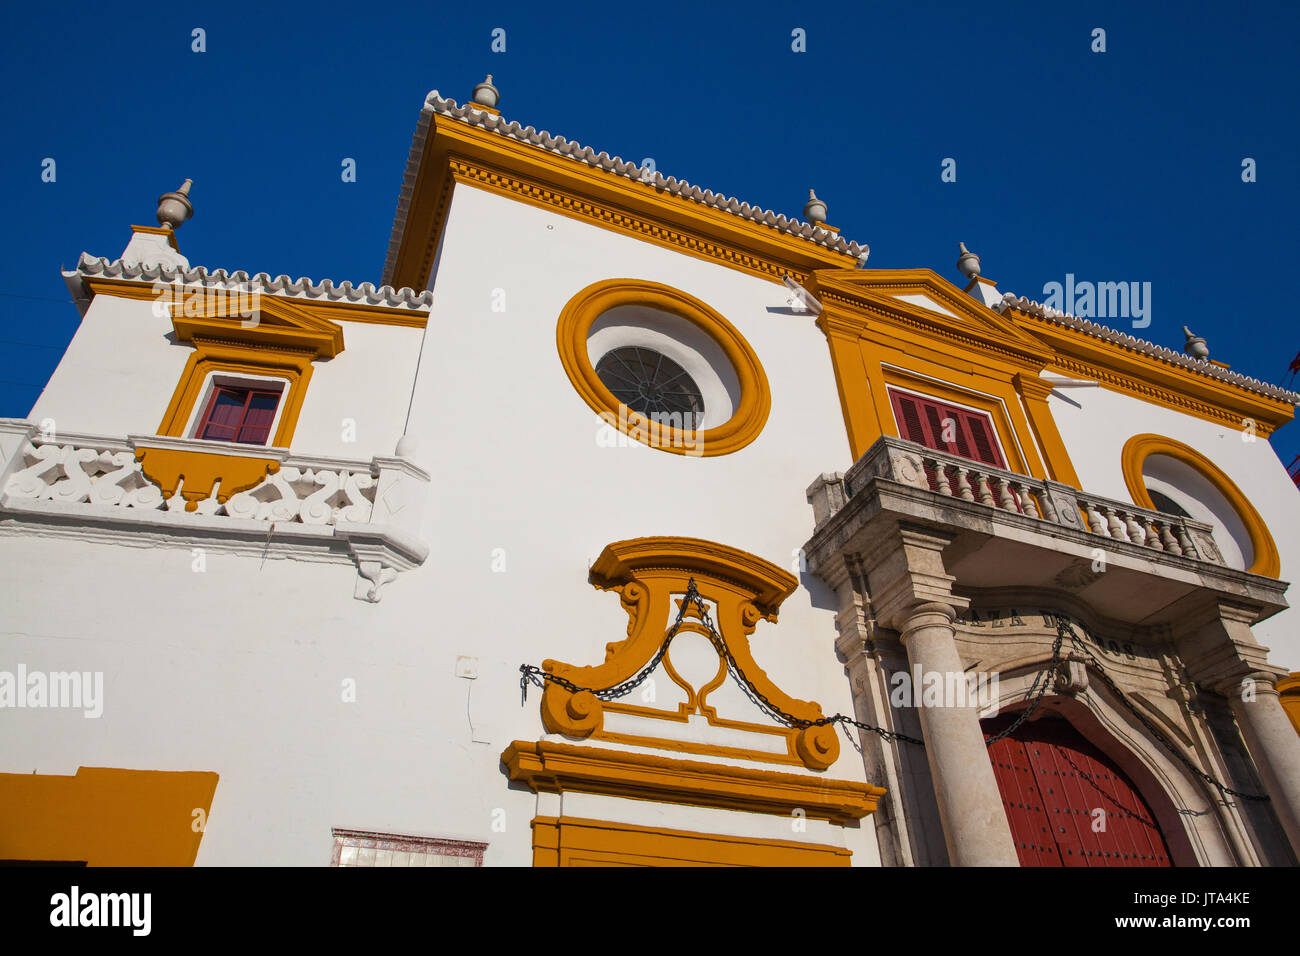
[900,603,958,646]
[1213,671,1283,701]
[861,522,968,630]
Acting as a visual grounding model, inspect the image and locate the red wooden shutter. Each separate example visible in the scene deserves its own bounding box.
[888,388,1007,468]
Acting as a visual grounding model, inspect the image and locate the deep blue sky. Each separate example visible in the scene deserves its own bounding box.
[2,1,1297,470]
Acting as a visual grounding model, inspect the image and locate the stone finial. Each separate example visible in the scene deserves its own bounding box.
[156,179,193,231]
[472,74,499,108]
[956,241,981,279]
[1182,326,1210,360]
[803,189,827,225]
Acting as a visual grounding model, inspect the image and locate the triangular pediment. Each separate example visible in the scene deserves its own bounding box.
[809,268,1054,365]
[171,293,345,359]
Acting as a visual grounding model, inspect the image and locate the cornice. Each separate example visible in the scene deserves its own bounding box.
[501,740,883,825]
[1001,293,1300,410]
[66,254,433,316]
[383,90,866,291]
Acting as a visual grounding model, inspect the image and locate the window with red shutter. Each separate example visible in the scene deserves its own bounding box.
[887,387,1007,468]
[195,385,282,446]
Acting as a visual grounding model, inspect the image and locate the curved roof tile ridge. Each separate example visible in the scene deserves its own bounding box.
[68,253,433,311]
[998,291,1300,404]
[381,90,867,284]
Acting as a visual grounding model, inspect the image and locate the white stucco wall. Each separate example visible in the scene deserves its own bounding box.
[26,291,424,464]
[1048,382,1300,667]
[28,294,190,438]
[0,184,879,866]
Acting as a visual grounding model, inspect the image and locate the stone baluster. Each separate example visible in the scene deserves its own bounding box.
[992,479,1014,513]
[1033,487,1058,522]
[1104,507,1129,542]
[1082,500,1109,536]
[931,462,953,497]
[1174,524,1197,557]
[1157,522,1182,555]
[974,470,996,508]
[1141,516,1164,550]
[1123,511,1146,545]
[953,468,975,502]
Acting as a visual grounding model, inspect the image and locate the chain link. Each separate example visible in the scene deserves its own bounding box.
[519,582,1271,802]
[520,578,922,745]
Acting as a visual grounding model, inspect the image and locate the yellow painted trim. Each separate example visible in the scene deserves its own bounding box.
[503,740,883,825]
[156,340,315,449]
[1120,433,1281,577]
[538,536,841,770]
[1013,372,1084,487]
[556,278,771,457]
[1008,308,1295,438]
[388,113,860,290]
[530,815,853,867]
[130,224,180,250]
[81,276,426,331]
[0,766,217,866]
[1279,674,1300,738]
[135,445,281,511]
[809,269,1082,482]
[870,367,1040,477]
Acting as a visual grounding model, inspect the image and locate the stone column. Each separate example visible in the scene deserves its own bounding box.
[1222,673,1300,857]
[901,602,1020,866]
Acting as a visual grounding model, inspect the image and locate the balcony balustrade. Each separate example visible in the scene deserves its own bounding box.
[0,419,429,602]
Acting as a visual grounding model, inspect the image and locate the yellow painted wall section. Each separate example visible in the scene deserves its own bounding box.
[0,767,218,866]
[1280,674,1300,737]
[531,816,852,867]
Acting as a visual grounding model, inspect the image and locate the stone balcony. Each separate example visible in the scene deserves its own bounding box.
[0,419,429,602]
[803,435,1288,633]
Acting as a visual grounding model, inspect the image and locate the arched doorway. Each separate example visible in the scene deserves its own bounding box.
[982,713,1173,866]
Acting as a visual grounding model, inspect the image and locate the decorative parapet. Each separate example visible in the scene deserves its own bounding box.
[0,419,429,603]
[809,435,1226,567]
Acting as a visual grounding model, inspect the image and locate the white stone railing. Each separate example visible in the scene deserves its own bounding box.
[819,436,1225,566]
[0,420,431,601]
[2,430,383,526]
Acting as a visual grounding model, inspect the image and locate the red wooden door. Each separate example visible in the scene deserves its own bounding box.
[983,714,1173,867]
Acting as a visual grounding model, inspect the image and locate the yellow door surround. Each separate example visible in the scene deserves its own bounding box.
[503,740,883,826]
[530,814,853,867]
[536,536,839,770]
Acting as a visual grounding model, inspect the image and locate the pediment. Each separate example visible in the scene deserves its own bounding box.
[170,292,345,359]
[810,268,1053,364]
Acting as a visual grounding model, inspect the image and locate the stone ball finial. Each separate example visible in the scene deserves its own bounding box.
[803,189,827,224]
[957,241,981,279]
[472,74,499,108]
[156,179,194,231]
[1182,326,1210,360]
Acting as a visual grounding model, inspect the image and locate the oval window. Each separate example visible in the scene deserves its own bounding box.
[1121,434,1280,577]
[556,279,770,457]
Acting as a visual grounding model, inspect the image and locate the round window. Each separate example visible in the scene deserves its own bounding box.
[1120,433,1280,577]
[593,347,705,426]
[556,279,770,457]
